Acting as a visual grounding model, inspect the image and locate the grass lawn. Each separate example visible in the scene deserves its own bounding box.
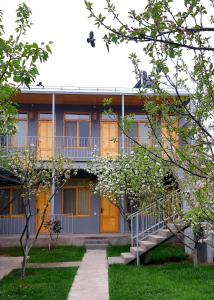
[0,267,77,300]
[109,263,214,300]
[107,244,188,264]
[0,246,85,263]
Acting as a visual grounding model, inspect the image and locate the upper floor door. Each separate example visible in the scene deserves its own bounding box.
[38,113,54,160]
[100,113,118,158]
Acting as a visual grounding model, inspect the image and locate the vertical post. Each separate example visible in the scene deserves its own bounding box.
[136,213,139,265]
[121,94,125,154]
[51,93,55,217]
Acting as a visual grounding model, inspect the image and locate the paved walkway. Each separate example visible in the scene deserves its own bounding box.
[0,257,22,280]
[67,250,109,300]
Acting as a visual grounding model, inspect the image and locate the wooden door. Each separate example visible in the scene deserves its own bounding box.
[100,122,118,158]
[100,197,119,233]
[36,190,51,234]
[38,120,52,160]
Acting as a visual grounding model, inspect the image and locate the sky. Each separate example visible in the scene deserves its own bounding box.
[0,0,149,88]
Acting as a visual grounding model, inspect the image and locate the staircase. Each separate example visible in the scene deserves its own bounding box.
[84,238,109,250]
[111,191,189,265]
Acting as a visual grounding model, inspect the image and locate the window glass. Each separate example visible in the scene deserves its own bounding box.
[65,114,90,120]
[12,189,24,215]
[139,123,150,145]
[39,113,52,120]
[78,189,90,215]
[0,189,10,215]
[101,113,117,121]
[16,113,27,119]
[133,115,148,121]
[14,121,28,146]
[128,123,138,138]
[65,122,77,146]
[79,122,90,147]
[63,189,76,214]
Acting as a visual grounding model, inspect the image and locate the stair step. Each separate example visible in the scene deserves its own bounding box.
[140,240,156,251]
[108,256,125,265]
[158,229,172,237]
[121,252,135,264]
[84,239,109,245]
[85,243,108,250]
[130,247,144,257]
[147,234,166,243]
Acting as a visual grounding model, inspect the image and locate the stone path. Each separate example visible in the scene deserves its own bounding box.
[0,257,22,279]
[67,250,109,300]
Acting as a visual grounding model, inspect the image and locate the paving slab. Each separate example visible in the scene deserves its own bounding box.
[67,250,109,300]
[108,256,125,265]
[0,257,22,279]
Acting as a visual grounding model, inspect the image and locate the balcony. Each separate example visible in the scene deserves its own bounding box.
[0,136,150,161]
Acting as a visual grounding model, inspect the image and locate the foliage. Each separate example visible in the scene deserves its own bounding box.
[8,149,75,277]
[0,268,77,300]
[85,0,214,246]
[87,148,168,222]
[0,3,52,135]
[109,263,214,300]
[44,220,63,249]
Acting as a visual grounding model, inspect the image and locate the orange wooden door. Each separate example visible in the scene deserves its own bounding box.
[161,117,178,158]
[100,122,118,158]
[38,120,52,160]
[100,197,119,233]
[36,190,51,234]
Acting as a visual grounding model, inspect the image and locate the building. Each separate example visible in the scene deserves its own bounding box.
[0,86,188,238]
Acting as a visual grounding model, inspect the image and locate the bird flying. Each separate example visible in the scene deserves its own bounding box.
[87,31,95,48]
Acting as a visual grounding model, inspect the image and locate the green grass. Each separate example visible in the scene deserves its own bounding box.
[0,246,85,263]
[109,263,214,300]
[107,244,188,264]
[0,267,77,300]
[107,245,130,257]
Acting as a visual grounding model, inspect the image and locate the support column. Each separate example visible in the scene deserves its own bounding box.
[121,94,126,232]
[51,93,55,216]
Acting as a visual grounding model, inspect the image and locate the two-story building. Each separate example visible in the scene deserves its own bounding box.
[0,86,187,239]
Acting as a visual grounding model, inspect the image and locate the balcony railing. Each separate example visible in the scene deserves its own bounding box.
[0,136,150,160]
[0,214,73,235]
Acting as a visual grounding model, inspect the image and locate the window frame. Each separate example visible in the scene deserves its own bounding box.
[62,185,92,217]
[125,113,153,147]
[12,112,28,148]
[63,112,92,148]
[0,186,24,218]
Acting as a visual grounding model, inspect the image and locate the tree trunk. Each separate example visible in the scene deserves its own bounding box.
[192,248,199,267]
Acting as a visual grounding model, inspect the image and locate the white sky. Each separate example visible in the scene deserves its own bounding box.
[0,0,149,88]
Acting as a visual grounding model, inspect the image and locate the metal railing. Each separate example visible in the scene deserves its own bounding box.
[129,191,188,264]
[0,214,73,235]
[0,135,150,160]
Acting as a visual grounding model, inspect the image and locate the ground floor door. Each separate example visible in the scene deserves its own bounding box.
[36,190,51,234]
[100,197,119,233]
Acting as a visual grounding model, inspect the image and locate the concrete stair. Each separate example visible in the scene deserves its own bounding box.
[116,224,187,265]
[84,238,109,250]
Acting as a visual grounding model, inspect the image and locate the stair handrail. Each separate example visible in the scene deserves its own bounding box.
[129,190,189,248]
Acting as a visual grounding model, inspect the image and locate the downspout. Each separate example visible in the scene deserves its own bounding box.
[121,94,126,233]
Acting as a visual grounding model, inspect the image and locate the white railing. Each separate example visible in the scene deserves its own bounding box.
[0,214,73,235]
[129,191,189,262]
[0,136,150,160]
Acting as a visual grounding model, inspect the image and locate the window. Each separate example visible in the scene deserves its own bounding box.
[62,187,91,216]
[0,188,24,216]
[12,113,28,147]
[64,114,91,147]
[101,113,118,121]
[126,114,152,146]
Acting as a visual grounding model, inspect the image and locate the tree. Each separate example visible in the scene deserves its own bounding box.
[87,149,169,228]
[0,2,52,135]
[85,0,214,256]
[8,150,76,277]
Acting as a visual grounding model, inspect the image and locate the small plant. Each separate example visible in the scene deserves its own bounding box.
[45,220,63,250]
